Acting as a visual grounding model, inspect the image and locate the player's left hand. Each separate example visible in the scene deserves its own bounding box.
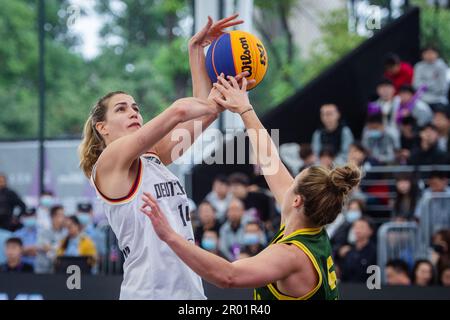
[212,74,253,114]
[140,192,173,242]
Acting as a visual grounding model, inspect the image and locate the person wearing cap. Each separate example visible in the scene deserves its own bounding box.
[76,202,106,261]
[408,123,449,165]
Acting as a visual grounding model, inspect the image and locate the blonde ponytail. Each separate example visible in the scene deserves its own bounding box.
[78,91,127,178]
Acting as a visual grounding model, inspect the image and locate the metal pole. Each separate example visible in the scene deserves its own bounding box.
[38,0,46,195]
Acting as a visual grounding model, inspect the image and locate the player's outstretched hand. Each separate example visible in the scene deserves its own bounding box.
[212,74,254,114]
[189,14,244,48]
[140,192,173,242]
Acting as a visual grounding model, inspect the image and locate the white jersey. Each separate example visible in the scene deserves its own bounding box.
[91,154,206,300]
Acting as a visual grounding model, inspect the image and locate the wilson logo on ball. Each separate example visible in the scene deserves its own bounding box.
[206,30,268,91]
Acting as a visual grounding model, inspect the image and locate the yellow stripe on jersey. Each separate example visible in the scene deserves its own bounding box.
[267,239,323,300]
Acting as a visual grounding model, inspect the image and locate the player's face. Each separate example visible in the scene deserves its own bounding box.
[97,94,144,144]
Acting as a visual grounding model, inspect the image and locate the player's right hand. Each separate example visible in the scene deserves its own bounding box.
[141,192,174,242]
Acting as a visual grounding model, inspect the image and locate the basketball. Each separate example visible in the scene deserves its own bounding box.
[206,30,268,91]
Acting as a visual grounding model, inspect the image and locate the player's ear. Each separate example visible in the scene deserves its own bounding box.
[293,194,303,209]
[95,121,108,137]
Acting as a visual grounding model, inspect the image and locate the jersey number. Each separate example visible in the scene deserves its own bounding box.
[177,205,190,226]
[327,256,337,290]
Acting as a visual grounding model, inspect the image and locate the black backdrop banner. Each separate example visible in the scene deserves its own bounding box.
[1,274,450,300]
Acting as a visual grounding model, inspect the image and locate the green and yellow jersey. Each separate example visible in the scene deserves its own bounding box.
[253,225,338,300]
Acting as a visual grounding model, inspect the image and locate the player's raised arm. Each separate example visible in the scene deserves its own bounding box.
[212,75,294,223]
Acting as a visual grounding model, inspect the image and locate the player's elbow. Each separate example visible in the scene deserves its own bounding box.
[214,265,239,289]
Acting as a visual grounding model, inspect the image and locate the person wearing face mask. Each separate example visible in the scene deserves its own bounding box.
[361,113,398,165]
[76,202,106,262]
[36,191,56,231]
[328,198,364,259]
[200,230,223,258]
[241,221,267,257]
[13,208,39,268]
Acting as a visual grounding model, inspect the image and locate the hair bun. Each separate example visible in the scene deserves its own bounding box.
[329,164,361,196]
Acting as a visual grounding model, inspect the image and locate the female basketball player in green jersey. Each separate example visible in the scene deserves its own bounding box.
[141,75,362,300]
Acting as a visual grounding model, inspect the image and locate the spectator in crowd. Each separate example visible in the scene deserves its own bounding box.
[311,103,354,164]
[14,208,38,267]
[408,124,449,165]
[204,175,232,224]
[347,142,371,168]
[328,198,365,256]
[0,173,26,231]
[0,227,11,265]
[361,113,398,165]
[76,202,106,259]
[385,259,412,285]
[431,229,450,267]
[396,116,420,164]
[36,191,57,230]
[228,173,275,224]
[194,201,220,246]
[383,53,414,93]
[392,173,420,221]
[339,217,377,282]
[413,46,449,108]
[433,107,450,152]
[318,147,336,170]
[35,205,67,274]
[412,259,435,286]
[298,143,317,172]
[218,198,251,261]
[367,78,400,132]
[56,216,97,270]
[439,259,450,287]
[0,237,33,273]
[241,221,267,257]
[200,230,222,257]
[414,171,450,223]
[396,85,433,128]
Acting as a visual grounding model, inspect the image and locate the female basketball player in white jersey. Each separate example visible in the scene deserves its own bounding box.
[78,15,246,300]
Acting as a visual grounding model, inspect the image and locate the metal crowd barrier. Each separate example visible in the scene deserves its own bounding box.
[418,193,450,256]
[377,222,419,284]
